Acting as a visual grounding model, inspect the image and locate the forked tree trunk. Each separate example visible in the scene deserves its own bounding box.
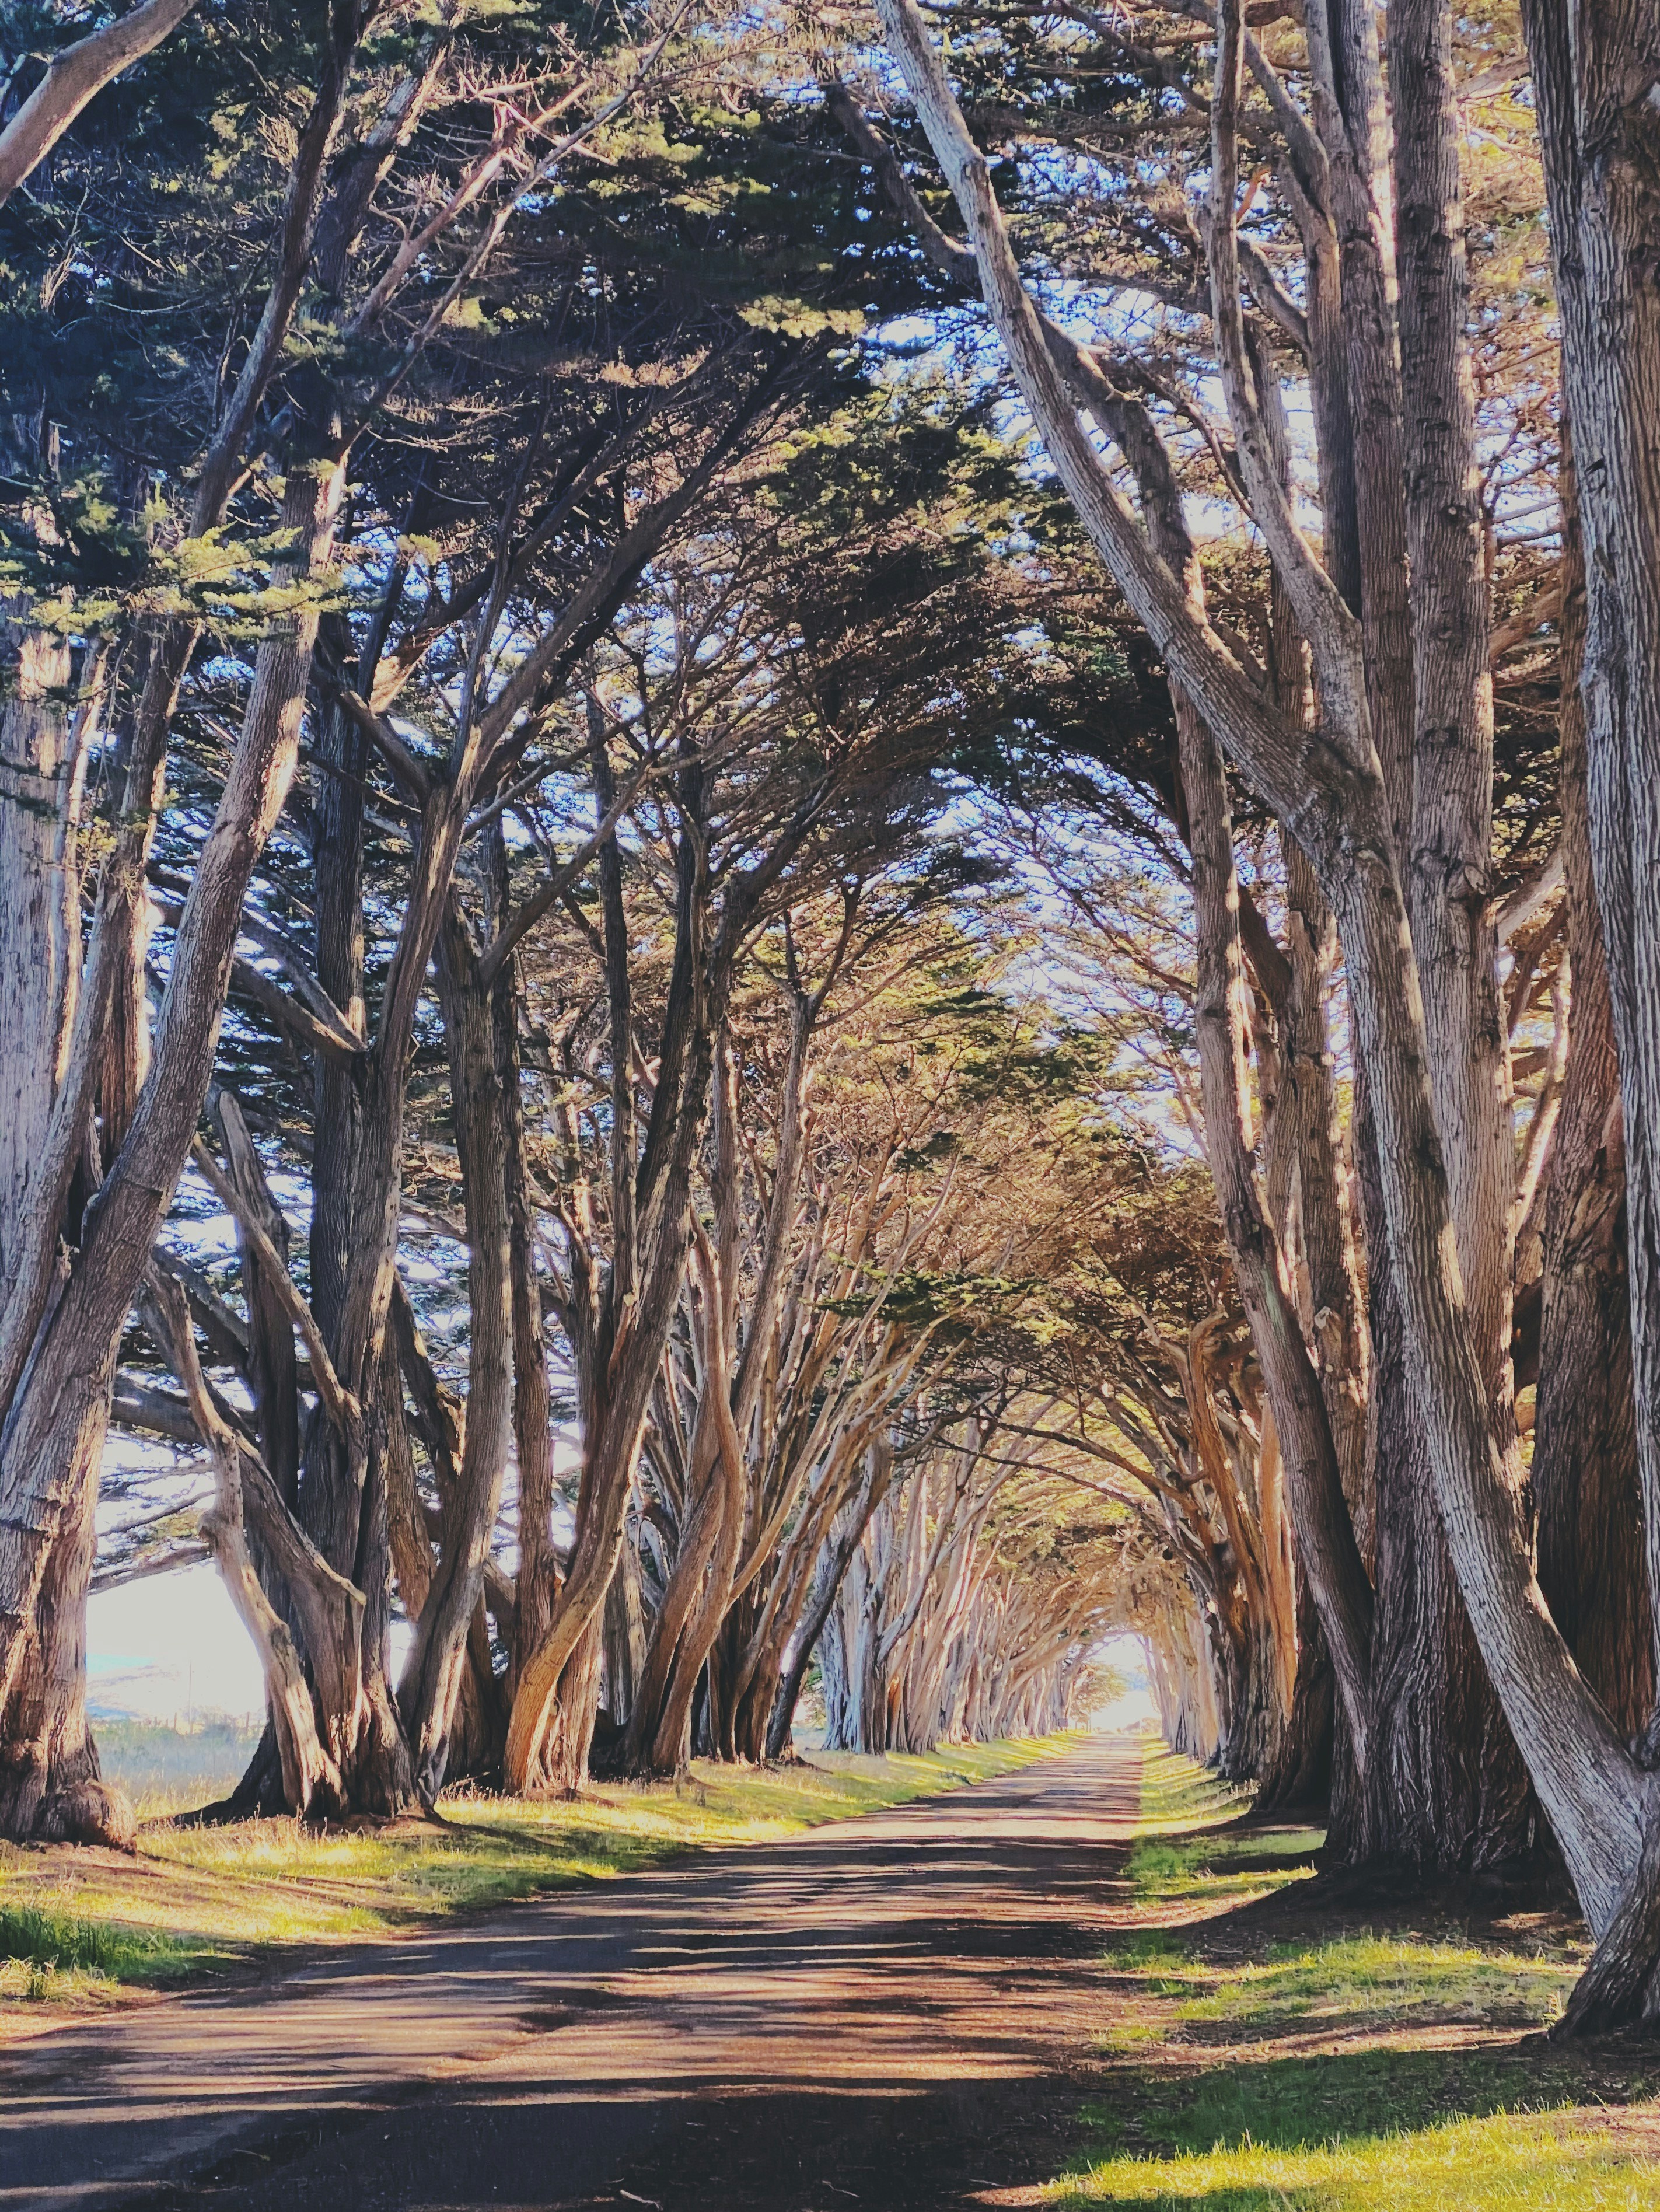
[1114,393,1372,1770]
[0,454,348,1760]
[0,15,379,1839]
[763,1444,894,1757]
[1449,0,1660,2019]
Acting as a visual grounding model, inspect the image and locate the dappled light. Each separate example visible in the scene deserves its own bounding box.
[3,0,1660,2192]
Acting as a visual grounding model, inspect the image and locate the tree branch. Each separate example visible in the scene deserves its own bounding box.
[0,0,198,210]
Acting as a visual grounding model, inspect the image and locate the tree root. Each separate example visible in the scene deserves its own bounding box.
[30,1779,137,1853]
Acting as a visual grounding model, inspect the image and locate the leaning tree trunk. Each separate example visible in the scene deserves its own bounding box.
[0,455,349,1766]
[0,6,372,1836]
[1115,390,1372,1769]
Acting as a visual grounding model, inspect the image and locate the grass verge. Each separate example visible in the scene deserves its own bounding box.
[0,1735,1072,2024]
[1053,1742,1659,2211]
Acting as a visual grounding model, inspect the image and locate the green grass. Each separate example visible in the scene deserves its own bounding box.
[1121,1746,1320,1909]
[0,1735,1074,2014]
[1052,2104,1660,2208]
[1054,1746,1659,2211]
[0,1898,204,2007]
[1173,1930,1573,2035]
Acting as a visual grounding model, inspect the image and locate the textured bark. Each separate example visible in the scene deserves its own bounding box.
[1257,1575,1336,1812]
[1533,434,1651,1738]
[1152,460,1373,1769]
[0,592,113,1837]
[1277,847,1373,1557]
[0,1402,132,1849]
[1518,0,1660,1706]
[0,610,72,1298]
[1390,0,1512,1407]
[1301,0,1416,804]
[1321,0,1528,1872]
[1513,0,1660,2024]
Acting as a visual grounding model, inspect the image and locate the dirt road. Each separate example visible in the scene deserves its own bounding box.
[1,1735,1138,2212]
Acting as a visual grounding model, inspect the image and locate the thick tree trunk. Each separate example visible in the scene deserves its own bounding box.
[1353,1033,1530,1871]
[0,456,347,1737]
[1518,0,1660,1718]
[1257,1578,1335,1813]
[1390,0,1513,1412]
[0,1404,132,1848]
[1533,434,1651,1739]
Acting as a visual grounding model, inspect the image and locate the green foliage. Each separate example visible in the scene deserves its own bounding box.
[0,1900,195,1984]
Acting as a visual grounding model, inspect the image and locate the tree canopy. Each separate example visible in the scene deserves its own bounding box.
[3,0,1660,2038]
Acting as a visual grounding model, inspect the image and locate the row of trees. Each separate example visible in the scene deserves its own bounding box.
[0,0,1139,1855]
[844,0,1660,2029]
[6,0,1660,2039]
